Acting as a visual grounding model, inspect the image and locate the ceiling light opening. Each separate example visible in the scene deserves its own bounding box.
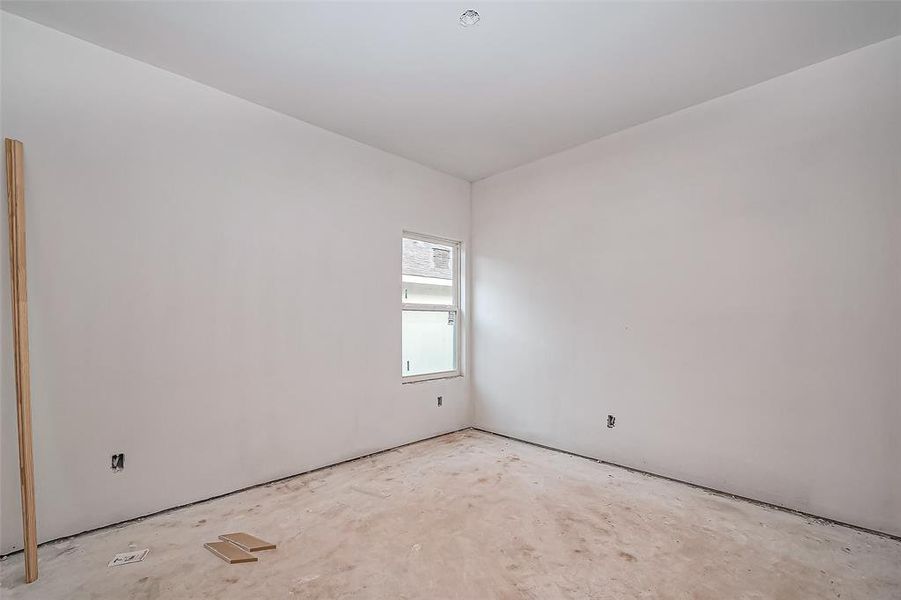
[459,9,480,28]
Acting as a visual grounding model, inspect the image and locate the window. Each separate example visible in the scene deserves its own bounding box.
[402,233,461,382]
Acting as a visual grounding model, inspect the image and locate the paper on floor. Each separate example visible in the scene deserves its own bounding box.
[108,548,149,567]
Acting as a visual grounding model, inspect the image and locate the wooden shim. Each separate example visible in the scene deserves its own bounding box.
[6,138,37,583]
[204,542,258,564]
[218,532,277,552]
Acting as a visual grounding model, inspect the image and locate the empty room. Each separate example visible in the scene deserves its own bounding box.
[1,1,899,598]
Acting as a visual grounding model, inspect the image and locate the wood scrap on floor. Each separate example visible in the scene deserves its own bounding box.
[218,533,276,552]
[203,542,257,564]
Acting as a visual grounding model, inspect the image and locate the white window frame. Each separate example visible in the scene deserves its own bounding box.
[402,231,462,383]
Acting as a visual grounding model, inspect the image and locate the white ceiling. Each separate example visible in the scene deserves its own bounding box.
[4,1,899,181]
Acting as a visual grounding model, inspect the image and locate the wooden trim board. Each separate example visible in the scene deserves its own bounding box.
[218,533,276,552]
[204,542,257,564]
[6,138,38,584]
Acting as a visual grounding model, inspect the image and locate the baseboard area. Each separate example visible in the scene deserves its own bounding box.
[4,424,895,559]
[473,427,901,542]
[0,427,471,558]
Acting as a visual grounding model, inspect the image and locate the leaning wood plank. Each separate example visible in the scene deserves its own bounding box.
[204,542,258,564]
[6,138,37,584]
[218,532,277,552]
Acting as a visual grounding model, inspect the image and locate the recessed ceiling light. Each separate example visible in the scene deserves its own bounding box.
[459,9,480,28]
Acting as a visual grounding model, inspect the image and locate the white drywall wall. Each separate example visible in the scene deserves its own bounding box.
[473,37,901,536]
[0,13,471,553]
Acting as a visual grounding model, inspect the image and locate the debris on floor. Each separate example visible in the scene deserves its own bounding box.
[203,542,257,564]
[204,532,277,564]
[218,533,276,552]
[107,549,149,567]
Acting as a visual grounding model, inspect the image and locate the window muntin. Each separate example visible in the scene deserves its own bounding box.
[402,233,461,381]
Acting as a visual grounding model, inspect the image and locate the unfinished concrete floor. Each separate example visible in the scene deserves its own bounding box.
[2,430,899,599]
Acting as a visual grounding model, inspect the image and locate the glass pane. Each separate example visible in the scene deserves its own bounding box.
[402,310,456,376]
[403,238,454,305]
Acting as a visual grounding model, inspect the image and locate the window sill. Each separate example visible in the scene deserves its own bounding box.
[402,372,463,384]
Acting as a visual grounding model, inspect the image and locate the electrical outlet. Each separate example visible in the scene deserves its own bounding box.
[437,396,443,407]
[607,415,616,428]
[111,453,125,472]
